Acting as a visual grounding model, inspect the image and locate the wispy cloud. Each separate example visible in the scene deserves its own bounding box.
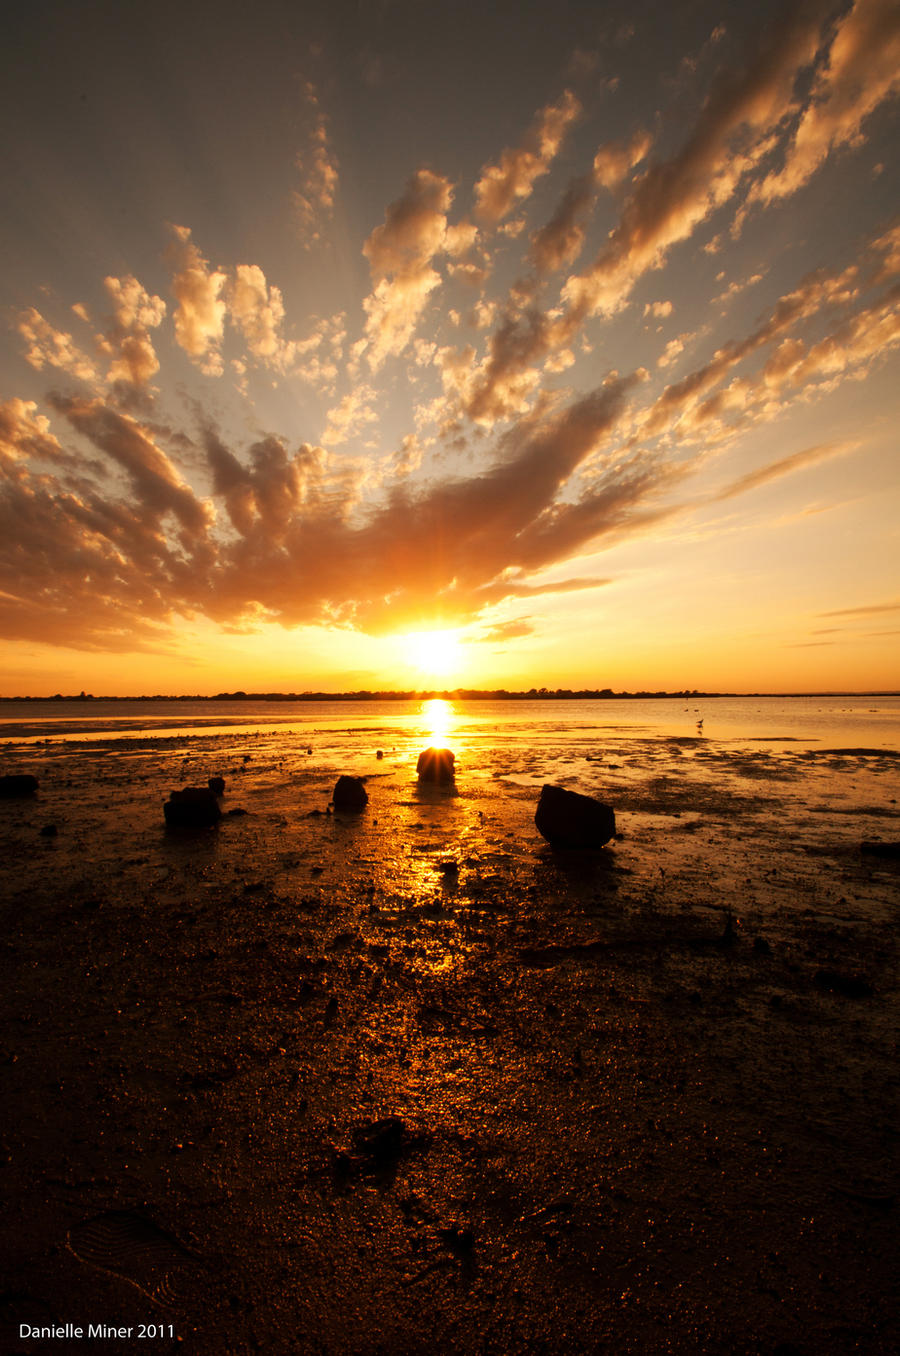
[712,439,857,501]
[747,0,900,214]
[293,82,340,246]
[474,90,581,224]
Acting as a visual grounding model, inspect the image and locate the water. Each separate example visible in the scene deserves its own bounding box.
[1,694,899,752]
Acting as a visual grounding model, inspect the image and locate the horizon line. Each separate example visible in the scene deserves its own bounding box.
[2,688,898,702]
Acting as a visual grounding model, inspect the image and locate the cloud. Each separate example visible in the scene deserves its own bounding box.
[750,0,900,210]
[592,129,653,190]
[167,225,227,375]
[0,398,66,475]
[818,601,900,618]
[562,2,829,321]
[49,395,213,537]
[1,373,645,648]
[227,264,291,367]
[530,174,596,273]
[636,254,864,442]
[712,438,857,501]
[360,170,455,370]
[473,618,535,642]
[474,90,581,224]
[100,275,166,387]
[644,300,673,319]
[293,82,340,246]
[321,384,379,447]
[17,308,99,385]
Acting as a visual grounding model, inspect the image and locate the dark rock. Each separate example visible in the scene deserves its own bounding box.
[208,776,226,796]
[352,1116,406,1167]
[164,786,222,829]
[813,969,874,999]
[416,747,456,783]
[332,775,368,811]
[376,749,384,760]
[0,774,39,797]
[227,806,248,817]
[753,937,772,955]
[40,823,58,837]
[861,840,900,860]
[534,783,616,848]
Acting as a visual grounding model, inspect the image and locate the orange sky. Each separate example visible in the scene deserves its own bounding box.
[1,0,898,695]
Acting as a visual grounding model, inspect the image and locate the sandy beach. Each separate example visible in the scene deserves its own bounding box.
[1,711,898,1354]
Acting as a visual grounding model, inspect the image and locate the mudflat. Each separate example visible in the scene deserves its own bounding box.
[1,729,898,1353]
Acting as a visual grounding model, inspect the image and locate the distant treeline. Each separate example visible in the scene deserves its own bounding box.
[4,688,720,702]
[4,688,896,702]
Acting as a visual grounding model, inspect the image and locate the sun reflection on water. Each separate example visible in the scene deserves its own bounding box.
[422,697,454,748]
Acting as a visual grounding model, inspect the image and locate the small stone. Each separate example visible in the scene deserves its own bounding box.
[40,823,58,837]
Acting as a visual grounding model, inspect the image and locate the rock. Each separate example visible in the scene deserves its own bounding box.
[813,969,874,999]
[208,776,226,796]
[332,775,368,811]
[861,840,900,860]
[416,747,456,783]
[163,787,222,828]
[376,749,384,760]
[534,783,616,849]
[40,823,58,837]
[0,774,39,797]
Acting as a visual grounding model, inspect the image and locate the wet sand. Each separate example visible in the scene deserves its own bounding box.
[1,728,898,1354]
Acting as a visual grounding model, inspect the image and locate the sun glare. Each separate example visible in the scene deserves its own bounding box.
[404,628,463,680]
[422,697,453,747]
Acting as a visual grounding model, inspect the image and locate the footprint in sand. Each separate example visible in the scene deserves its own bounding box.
[67,1210,201,1307]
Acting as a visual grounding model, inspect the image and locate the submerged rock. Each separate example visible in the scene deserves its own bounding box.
[0,774,39,797]
[535,783,616,849]
[332,775,368,812]
[164,786,222,828]
[416,747,456,783]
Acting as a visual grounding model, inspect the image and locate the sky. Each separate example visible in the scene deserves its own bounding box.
[1,0,898,696]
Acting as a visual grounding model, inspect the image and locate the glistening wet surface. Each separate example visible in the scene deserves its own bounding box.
[1,710,898,1352]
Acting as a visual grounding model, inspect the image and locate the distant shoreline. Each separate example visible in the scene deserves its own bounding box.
[1,689,897,703]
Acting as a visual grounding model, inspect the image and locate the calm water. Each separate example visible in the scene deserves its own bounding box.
[1,694,898,753]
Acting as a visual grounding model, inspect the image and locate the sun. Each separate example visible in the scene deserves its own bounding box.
[404,628,463,680]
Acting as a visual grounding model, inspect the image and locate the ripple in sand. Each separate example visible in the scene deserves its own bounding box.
[67,1210,200,1306]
